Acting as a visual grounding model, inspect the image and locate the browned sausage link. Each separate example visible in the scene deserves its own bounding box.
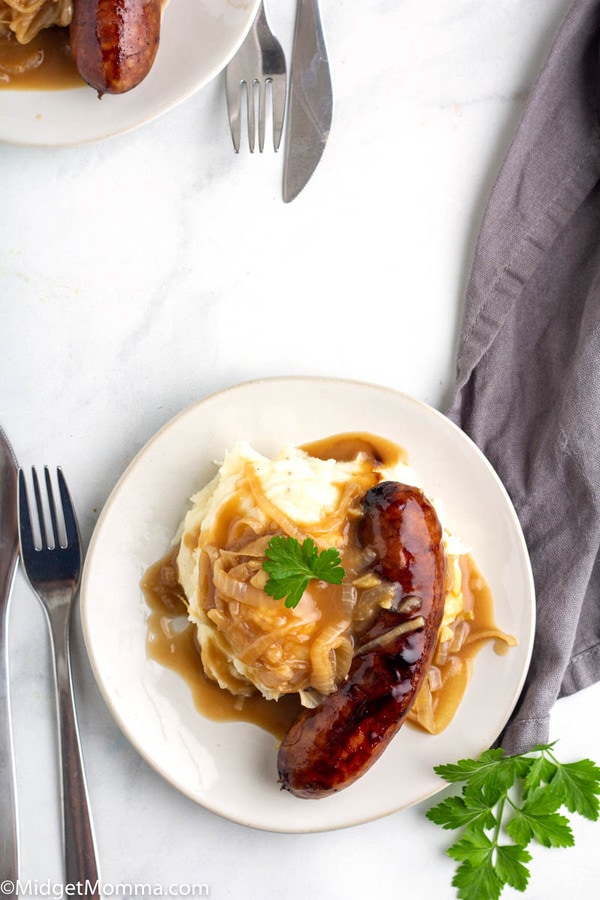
[70,0,162,96]
[277,481,446,799]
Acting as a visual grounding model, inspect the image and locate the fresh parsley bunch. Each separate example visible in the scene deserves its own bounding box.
[263,535,345,608]
[427,741,600,899]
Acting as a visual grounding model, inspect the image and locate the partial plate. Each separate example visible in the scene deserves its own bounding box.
[81,376,535,833]
[0,0,261,147]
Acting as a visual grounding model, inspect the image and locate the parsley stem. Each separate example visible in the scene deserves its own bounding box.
[505,795,520,813]
[492,794,506,857]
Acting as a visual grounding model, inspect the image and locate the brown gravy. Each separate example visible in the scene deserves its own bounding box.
[0,27,83,91]
[407,555,516,733]
[141,433,516,739]
[142,547,303,740]
[142,547,512,739]
[300,432,408,468]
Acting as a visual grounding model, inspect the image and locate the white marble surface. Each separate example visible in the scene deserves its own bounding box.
[2,1,600,897]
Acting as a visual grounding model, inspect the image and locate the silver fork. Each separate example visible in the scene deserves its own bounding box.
[225,1,287,152]
[18,467,99,897]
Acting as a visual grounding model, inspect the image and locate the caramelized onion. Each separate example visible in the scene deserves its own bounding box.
[352,582,399,632]
[408,679,435,732]
[341,583,357,617]
[356,616,426,656]
[237,622,308,667]
[397,594,422,615]
[229,531,274,557]
[465,627,518,649]
[302,481,367,537]
[244,463,367,546]
[245,463,312,544]
[309,622,353,694]
[352,546,378,575]
[427,665,443,692]
[212,554,270,609]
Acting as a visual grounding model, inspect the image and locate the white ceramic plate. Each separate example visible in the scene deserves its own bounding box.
[0,0,260,147]
[81,377,535,833]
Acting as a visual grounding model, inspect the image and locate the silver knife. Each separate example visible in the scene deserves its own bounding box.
[0,427,19,899]
[283,0,333,203]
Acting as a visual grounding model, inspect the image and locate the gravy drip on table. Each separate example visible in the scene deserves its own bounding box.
[141,433,513,739]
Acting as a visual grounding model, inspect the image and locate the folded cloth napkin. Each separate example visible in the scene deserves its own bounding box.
[447,0,600,755]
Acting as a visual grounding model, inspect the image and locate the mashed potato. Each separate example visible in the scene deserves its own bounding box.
[176,440,410,702]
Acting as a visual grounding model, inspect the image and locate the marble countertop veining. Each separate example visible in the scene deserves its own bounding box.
[2,1,600,897]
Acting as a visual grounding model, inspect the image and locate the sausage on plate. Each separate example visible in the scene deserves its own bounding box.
[70,0,162,96]
[277,481,447,799]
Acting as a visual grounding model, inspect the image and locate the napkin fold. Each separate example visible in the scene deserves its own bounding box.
[447,0,600,754]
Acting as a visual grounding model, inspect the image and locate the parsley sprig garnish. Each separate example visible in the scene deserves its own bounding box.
[427,741,600,899]
[263,536,345,609]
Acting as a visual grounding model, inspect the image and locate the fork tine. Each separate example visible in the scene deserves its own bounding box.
[44,466,61,550]
[31,466,49,550]
[225,73,242,153]
[57,467,80,554]
[17,468,36,557]
[246,80,256,153]
[271,76,286,151]
[258,79,267,153]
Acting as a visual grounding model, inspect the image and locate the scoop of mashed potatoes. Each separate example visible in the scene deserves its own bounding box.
[176,437,429,705]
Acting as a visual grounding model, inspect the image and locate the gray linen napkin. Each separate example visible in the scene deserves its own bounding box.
[447,0,600,754]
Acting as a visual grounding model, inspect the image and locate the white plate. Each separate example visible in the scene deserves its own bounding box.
[81,377,535,833]
[0,0,261,147]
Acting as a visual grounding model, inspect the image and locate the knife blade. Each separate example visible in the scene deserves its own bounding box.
[282,0,333,203]
[0,426,19,898]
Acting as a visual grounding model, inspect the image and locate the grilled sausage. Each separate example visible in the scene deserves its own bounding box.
[277,481,446,798]
[70,0,162,96]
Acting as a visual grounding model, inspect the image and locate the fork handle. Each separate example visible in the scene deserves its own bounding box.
[0,562,19,899]
[46,595,100,897]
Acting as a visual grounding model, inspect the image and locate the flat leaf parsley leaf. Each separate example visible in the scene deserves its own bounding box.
[427,741,600,899]
[262,536,345,609]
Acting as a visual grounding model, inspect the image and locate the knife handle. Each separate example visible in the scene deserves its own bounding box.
[0,558,19,900]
